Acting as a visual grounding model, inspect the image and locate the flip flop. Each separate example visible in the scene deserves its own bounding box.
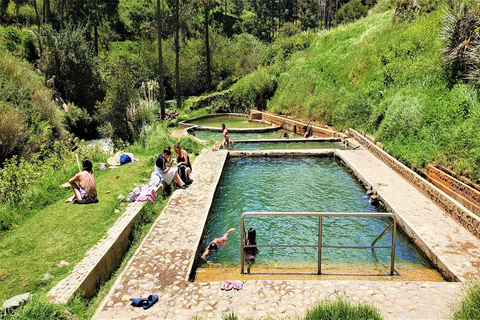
[143,294,158,310]
[221,281,233,291]
[232,281,243,290]
[130,298,147,307]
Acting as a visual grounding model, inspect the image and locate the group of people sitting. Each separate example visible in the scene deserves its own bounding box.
[154,143,193,190]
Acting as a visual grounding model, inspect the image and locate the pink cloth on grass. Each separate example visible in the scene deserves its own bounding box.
[136,185,156,202]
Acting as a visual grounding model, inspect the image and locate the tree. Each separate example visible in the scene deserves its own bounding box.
[100,57,139,144]
[39,24,104,119]
[157,0,166,120]
[196,0,217,91]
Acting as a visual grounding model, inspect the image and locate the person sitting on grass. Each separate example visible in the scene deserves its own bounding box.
[201,228,236,264]
[174,143,193,185]
[67,158,97,204]
[155,146,188,189]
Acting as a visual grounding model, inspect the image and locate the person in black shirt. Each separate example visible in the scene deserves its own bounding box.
[155,147,188,189]
[174,143,192,185]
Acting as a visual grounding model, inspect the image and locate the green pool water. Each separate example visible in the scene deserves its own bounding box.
[195,130,303,141]
[230,141,347,150]
[200,157,434,272]
[187,115,272,128]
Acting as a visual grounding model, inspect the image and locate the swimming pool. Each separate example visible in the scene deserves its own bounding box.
[195,157,442,281]
[194,130,303,141]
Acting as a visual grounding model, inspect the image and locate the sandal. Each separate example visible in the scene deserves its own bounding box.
[232,281,243,290]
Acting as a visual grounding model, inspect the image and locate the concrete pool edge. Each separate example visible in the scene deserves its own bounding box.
[93,146,479,319]
[178,113,282,133]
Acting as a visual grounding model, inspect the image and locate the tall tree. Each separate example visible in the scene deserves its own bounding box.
[196,0,216,91]
[174,0,181,108]
[157,0,166,120]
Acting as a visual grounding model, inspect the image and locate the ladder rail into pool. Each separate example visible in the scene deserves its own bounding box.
[240,212,397,275]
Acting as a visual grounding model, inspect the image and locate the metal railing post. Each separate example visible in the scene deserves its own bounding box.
[390,217,397,275]
[318,216,322,275]
[240,215,245,274]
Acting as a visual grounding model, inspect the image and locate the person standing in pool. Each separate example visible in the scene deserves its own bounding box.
[201,228,236,264]
[222,123,228,138]
[244,228,259,273]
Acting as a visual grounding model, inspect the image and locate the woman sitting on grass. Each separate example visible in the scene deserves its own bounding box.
[155,147,188,189]
[68,158,97,204]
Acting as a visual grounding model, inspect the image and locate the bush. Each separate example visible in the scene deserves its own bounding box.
[304,300,383,320]
[453,277,480,320]
[230,67,278,111]
[39,24,105,119]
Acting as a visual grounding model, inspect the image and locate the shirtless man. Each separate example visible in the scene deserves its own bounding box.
[201,228,236,264]
[68,158,97,204]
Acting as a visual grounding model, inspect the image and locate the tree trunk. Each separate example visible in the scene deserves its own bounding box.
[93,0,98,54]
[174,0,181,108]
[157,0,166,120]
[204,6,211,91]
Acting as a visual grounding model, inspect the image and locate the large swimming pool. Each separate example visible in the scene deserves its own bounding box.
[195,157,442,281]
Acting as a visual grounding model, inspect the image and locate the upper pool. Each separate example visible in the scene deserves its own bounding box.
[195,157,443,281]
[194,130,303,141]
[184,114,273,129]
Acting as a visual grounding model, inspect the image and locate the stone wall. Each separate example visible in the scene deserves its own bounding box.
[250,110,346,139]
[427,165,480,218]
[349,129,480,239]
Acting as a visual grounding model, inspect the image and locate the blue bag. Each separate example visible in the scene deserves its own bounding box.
[120,154,132,165]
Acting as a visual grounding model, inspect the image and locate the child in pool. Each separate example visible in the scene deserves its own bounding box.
[244,228,259,273]
[201,228,236,264]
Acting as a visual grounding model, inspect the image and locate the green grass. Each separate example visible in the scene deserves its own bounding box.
[0,153,151,301]
[0,125,204,305]
[235,6,480,179]
[303,300,383,320]
[453,277,480,320]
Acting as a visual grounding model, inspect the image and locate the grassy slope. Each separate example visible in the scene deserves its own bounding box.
[0,126,204,302]
[268,9,480,178]
[0,156,152,300]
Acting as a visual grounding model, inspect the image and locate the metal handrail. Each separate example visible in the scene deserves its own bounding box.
[371,221,394,247]
[240,212,397,275]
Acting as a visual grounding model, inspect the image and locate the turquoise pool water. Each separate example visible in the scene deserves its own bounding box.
[187,115,272,128]
[230,141,347,150]
[200,157,433,271]
[194,130,303,141]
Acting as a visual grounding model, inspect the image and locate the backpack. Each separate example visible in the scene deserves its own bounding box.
[120,154,132,165]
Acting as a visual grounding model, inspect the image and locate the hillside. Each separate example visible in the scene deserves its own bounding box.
[258,7,480,179]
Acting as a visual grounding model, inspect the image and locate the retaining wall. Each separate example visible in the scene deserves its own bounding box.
[349,129,480,240]
[47,186,162,304]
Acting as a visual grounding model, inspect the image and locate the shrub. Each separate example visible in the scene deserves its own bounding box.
[440,0,480,84]
[230,67,278,111]
[453,277,480,320]
[39,24,105,118]
[304,300,383,320]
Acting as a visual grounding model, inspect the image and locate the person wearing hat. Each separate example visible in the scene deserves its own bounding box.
[201,228,236,264]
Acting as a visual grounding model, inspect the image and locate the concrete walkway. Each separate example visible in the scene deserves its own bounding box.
[93,146,480,320]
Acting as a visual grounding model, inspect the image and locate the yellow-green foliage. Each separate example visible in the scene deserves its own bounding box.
[0,49,66,163]
[243,8,480,178]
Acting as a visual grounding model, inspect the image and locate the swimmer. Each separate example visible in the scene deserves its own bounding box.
[201,228,236,264]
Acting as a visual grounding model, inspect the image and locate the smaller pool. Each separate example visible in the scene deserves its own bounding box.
[187,115,272,128]
[194,130,303,141]
[231,141,348,150]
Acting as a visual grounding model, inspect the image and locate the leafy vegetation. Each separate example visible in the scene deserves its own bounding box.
[235,3,480,179]
[453,277,480,320]
[304,300,383,320]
